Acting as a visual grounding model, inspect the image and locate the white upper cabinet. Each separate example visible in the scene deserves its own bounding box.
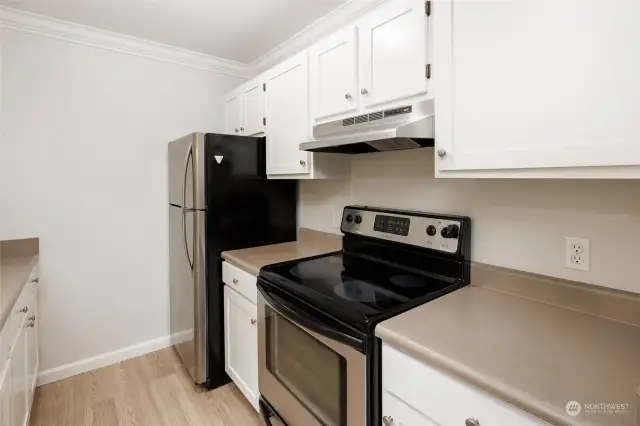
[358,0,428,110]
[264,51,311,176]
[224,93,243,135]
[225,78,266,136]
[434,0,640,176]
[308,0,429,124]
[310,27,359,121]
[243,80,266,136]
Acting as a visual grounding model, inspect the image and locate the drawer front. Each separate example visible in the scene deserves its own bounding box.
[222,261,258,304]
[0,281,37,364]
[382,344,547,426]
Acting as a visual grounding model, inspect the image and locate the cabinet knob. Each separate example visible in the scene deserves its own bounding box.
[344,93,352,100]
[300,160,306,166]
[382,416,394,426]
[234,128,239,133]
[465,418,481,426]
[361,88,369,95]
[232,278,239,285]
[28,315,36,321]
[437,148,447,158]
[30,278,39,283]
[25,321,35,328]
[19,306,28,313]
[240,127,244,132]
[251,318,257,325]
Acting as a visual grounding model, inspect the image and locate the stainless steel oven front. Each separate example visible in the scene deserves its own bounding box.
[258,284,367,426]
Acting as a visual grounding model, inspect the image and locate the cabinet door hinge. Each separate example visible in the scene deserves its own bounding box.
[425,1,431,16]
[426,64,431,79]
[263,83,266,91]
[263,117,266,126]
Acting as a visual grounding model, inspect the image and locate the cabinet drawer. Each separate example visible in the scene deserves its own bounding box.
[222,262,258,304]
[382,345,547,425]
[0,280,37,365]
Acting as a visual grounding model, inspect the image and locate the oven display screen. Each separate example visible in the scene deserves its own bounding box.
[373,215,410,236]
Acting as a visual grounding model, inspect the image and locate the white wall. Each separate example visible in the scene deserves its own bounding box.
[300,149,640,294]
[0,29,244,376]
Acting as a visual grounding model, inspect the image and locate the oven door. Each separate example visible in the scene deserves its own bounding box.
[258,280,367,426]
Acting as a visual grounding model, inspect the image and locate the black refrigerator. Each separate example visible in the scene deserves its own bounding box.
[168,133,297,388]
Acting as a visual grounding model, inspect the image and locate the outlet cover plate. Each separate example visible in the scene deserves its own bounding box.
[565,237,590,271]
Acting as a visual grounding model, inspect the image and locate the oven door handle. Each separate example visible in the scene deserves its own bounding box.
[259,284,365,351]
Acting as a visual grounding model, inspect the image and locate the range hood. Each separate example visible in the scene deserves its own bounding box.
[300,99,434,154]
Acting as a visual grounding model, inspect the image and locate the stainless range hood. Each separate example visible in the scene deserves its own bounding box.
[300,99,434,154]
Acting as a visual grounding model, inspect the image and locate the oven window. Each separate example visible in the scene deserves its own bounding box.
[266,308,347,426]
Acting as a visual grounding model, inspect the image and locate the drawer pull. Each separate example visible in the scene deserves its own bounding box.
[19,306,28,313]
[30,278,39,283]
[382,416,394,426]
[465,418,480,426]
[232,278,239,285]
[251,318,257,325]
[25,321,35,328]
[28,315,36,321]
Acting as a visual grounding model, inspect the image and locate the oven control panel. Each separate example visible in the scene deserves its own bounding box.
[341,207,466,254]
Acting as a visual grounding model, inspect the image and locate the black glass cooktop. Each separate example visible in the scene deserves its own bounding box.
[259,252,464,333]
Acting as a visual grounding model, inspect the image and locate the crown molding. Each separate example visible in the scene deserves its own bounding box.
[0,6,252,78]
[250,0,388,75]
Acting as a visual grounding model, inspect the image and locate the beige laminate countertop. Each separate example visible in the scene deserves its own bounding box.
[377,263,640,426]
[221,228,342,275]
[0,238,39,330]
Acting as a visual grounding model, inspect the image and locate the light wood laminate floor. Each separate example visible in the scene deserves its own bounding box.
[29,348,262,426]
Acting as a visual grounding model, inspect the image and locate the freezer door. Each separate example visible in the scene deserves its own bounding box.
[168,133,206,209]
[169,205,208,384]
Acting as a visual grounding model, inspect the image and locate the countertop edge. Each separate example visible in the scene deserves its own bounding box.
[376,326,584,426]
[220,253,260,276]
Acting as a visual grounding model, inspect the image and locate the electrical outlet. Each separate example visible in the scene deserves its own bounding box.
[332,208,343,228]
[565,237,590,271]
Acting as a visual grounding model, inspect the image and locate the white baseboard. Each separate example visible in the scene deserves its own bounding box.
[37,334,174,386]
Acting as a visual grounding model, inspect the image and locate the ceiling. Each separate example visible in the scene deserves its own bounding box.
[0,0,350,63]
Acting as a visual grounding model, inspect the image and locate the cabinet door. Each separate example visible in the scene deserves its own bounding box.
[0,362,13,426]
[264,51,311,176]
[310,27,359,121]
[224,286,259,410]
[243,81,266,136]
[225,94,243,135]
[25,304,38,406]
[383,389,441,426]
[358,0,428,109]
[434,0,640,173]
[10,328,27,426]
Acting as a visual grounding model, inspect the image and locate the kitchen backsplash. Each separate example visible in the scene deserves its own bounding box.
[299,149,640,294]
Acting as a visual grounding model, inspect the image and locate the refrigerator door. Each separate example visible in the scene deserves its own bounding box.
[169,205,208,384]
[204,133,266,179]
[168,133,206,209]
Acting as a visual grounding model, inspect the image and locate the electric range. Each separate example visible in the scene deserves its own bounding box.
[257,206,471,426]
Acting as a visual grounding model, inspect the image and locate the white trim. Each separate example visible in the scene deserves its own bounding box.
[0,6,252,77]
[250,0,388,74]
[37,334,174,386]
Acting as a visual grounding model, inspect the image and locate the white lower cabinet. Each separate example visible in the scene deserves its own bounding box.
[382,344,547,426]
[223,285,259,411]
[0,269,39,426]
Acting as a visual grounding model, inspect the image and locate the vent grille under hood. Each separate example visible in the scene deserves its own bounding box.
[300,100,434,154]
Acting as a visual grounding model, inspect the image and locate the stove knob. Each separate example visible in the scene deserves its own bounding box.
[441,227,449,238]
[354,215,363,224]
[426,225,437,236]
[443,225,460,239]
[346,214,353,223]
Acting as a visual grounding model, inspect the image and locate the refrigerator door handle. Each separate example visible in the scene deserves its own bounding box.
[181,143,195,276]
[182,209,194,276]
[182,144,193,210]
